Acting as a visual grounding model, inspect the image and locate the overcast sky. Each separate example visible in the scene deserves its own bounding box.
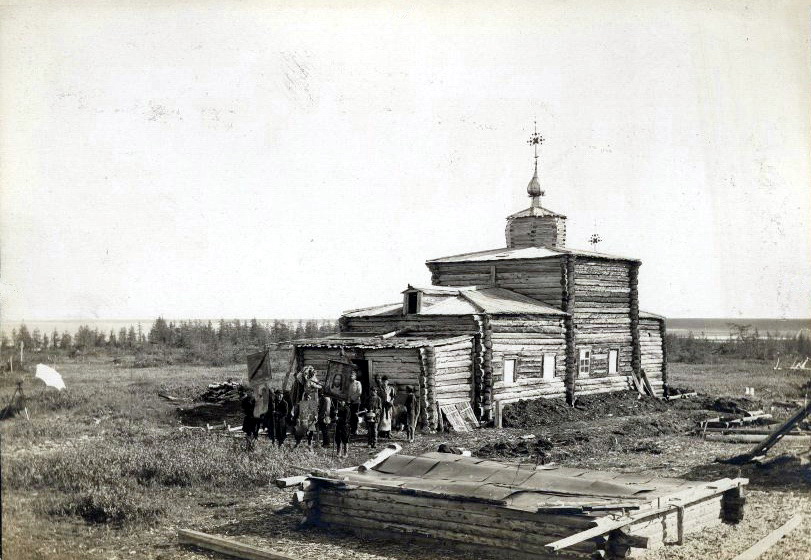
[1,0,809,323]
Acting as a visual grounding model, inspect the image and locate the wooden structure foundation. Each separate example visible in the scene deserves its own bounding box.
[291,448,747,560]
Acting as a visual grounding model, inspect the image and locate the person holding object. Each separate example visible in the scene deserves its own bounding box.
[347,368,363,436]
[316,389,333,448]
[364,390,382,448]
[404,385,419,443]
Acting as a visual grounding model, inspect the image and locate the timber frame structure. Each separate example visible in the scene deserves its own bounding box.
[289,446,747,560]
[290,147,667,427]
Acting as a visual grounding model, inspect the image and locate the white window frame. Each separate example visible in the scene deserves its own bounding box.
[542,353,556,380]
[502,358,517,386]
[608,349,619,375]
[578,348,591,378]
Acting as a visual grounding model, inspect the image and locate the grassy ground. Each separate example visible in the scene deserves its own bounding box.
[1,358,809,559]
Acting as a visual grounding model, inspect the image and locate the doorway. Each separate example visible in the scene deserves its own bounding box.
[351,358,372,405]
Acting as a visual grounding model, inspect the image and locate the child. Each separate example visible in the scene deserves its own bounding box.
[334,399,351,458]
[365,390,382,448]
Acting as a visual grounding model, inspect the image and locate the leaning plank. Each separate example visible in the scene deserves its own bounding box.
[357,443,402,472]
[731,514,804,560]
[177,529,298,560]
[724,401,811,463]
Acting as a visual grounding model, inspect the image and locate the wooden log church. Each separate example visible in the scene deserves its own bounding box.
[290,129,666,428]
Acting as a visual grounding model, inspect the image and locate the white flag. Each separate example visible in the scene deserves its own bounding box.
[35,364,66,390]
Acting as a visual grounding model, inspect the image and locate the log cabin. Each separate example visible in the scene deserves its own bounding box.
[290,141,667,428]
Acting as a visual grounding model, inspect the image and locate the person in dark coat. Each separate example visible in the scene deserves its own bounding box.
[272,390,289,447]
[241,392,258,441]
[365,390,382,448]
[334,399,351,458]
[316,390,333,448]
[404,385,420,443]
[263,392,276,441]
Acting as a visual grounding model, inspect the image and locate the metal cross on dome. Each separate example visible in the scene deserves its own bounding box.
[527,121,544,163]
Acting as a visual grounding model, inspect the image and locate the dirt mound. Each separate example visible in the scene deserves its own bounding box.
[709,396,762,415]
[176,381,248,426]
[502,391,669,429]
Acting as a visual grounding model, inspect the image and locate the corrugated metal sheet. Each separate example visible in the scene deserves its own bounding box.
[426,245,639,264]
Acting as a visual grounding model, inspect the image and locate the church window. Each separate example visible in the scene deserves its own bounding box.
[608,349,619,374]
[503,358,516,385]
[542,353,556,380]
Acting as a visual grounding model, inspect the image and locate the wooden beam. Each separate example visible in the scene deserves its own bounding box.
[274,475,307,488]
[177,529,298,560]
[358,443,402,472]
[724,401,811,464]
[731,514,804,560]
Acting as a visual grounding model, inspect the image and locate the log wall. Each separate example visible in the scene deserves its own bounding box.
[490,316,568,402]
[427,258,564,309]
[432,339,474,405]
[506,215,567,248]
[571,259,635,389]
[639,317,665,396]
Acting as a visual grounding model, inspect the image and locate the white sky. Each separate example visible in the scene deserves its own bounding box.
[1,0,810,322]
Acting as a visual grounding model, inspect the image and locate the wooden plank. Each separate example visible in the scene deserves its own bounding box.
[358,443,402,472]
[731,514,804,560]
[274,475,307,488]
[177,529,297,560]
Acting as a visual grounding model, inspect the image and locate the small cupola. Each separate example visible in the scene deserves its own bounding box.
[505,124,567,248]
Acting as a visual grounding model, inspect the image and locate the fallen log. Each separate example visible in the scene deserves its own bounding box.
[358,442,402,472]
[722,401,811,464]
[706,434,811,445]
[177,529,298,560]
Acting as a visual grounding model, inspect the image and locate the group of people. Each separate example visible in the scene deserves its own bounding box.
[241,366,421,456]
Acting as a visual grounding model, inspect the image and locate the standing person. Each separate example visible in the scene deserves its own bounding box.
[334,399,351,458]
[378,376,396,439]
[316,390,333,448]
[404,385,420,443]
[254,385,270,438]
[365,390,382,448]
[272,390,289,447]
[347,369,363,436]
[240,391,258,443]
[263,388,276,442]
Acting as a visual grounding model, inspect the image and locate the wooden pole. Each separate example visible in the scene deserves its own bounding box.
[731,514,804,560]
[177,529,298,560]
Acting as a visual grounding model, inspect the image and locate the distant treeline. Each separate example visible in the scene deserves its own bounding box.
[1,318,338,367]
[666,322,811,363]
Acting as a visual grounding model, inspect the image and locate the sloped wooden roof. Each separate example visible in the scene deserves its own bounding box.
[426,245,640,264]
[343,286,566,318]
[294,333,471,349]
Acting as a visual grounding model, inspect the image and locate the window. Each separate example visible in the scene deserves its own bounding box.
[542,353,556,380]
[503,358,516,385]
[608,349,619,375]
[405,292,420,314]
[578,348,591,377]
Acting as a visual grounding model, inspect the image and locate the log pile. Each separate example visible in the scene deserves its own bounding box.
[292,448,748,560]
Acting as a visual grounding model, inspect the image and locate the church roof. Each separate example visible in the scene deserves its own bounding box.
[342,286,566,318]
[507,205,566,219]
[426,245,640,264]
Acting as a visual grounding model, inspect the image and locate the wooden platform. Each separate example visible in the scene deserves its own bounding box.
[291,449,747,559]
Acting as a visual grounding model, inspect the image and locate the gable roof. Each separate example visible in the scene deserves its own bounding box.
[426,245,640,264]
[294,333,471,349]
